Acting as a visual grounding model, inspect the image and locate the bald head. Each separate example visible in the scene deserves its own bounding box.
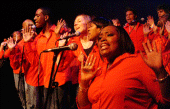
[22,19,34,29]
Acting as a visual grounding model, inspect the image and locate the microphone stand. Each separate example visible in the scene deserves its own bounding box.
[43,39,68,109]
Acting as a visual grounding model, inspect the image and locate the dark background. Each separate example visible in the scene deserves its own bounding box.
[1,0,170,42]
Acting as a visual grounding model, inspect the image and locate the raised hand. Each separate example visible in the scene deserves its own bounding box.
[143,23,151,36]
[159,21,165,37]
[147,15,155,27]
[80,54,100,87]
[23,25,35,42]
[165,21,170,35]
[54,19,66,35]
[0,41,7,51]
[7,37,16,50]
[140,40,162,72]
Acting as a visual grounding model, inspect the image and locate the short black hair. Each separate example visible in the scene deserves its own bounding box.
[90,17,113,28]
[38,7,54,22]
[125,7,137,16]
[157,4,170,14]
[115,26,135,54]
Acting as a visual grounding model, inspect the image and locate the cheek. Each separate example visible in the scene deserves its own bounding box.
[80,24,87,32]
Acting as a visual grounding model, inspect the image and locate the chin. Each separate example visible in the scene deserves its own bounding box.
[100,51,110,58]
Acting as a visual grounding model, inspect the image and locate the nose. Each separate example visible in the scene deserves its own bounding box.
[34,16,37,21]
[74,23,77,27]
[99,34,107,42]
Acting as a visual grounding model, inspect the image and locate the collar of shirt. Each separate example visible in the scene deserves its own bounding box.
[102,53,137,71]
[70,37,99,57]
[124,22,141,29]
[38,24,56,38]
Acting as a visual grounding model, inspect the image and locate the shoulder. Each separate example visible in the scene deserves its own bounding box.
[118,53,152,72]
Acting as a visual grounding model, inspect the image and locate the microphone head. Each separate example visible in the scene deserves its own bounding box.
[141,18,145,21]
[31,25,36,29]
[68,43,78,51]
[75,31,80,36]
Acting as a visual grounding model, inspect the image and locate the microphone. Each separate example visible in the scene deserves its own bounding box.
[21,25,36,31]
[58,31,80,40]
[42,43,78,52]
[141,18,145,21]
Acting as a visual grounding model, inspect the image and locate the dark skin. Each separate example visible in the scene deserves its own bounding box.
[34,8,52,39]
[78,26,170,108]
[77,26,122,107]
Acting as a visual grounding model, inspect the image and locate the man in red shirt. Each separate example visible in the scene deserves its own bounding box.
[24,7,79,109]
[124,8,145,53]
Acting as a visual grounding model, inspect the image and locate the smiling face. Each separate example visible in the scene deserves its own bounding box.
[98,26,120,60]
[87,22,101,41]
[74,15,90,35]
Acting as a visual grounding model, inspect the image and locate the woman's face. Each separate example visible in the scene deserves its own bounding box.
[98,26,120,59]
[74,15,88,34]
[87,22,101,41]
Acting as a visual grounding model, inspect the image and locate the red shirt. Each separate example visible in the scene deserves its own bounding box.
[24,25,78,87]
[9,41,24,74]
[0,43,24,74]
[70,37,102,83]
[124,22,145,53]
[0,49,10,59]
[82,53,169,109]
[147,28,170,74]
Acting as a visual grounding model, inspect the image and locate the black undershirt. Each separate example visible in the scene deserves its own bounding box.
[84,42,95,56]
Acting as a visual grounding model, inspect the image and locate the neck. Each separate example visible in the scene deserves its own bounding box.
[43,22,53,33]
[80,33,89,42]
[106,51,122,69]
[107,57,116,69]
[129,21,137,26]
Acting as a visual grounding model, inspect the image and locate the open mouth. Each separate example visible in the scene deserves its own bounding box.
[75,27,80,31]
[100,43,109,50]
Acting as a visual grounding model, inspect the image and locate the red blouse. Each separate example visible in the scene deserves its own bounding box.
[84,53,169,109]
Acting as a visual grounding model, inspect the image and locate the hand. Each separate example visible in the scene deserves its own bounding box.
[78,52,85,63]
[165,21,170,34]
[7,37,16,50]
[147,15,155,27]
[54,19,66,35]
[58,32,70,46]
[143,23,151,35]
[0,41,7,51]
[23,25,35,42]
[159,21,165,37]
[80,54,100,87]
[140,39,163,72]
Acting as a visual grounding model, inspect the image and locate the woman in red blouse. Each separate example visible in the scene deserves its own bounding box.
[77,25,170,109]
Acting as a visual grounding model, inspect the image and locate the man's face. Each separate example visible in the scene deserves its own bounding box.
[87,22,101,41]
[34,9,46,28]
[157,9,167,19]
[126,11,136,24]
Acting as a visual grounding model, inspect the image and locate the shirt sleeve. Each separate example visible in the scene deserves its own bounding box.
[140,59,170,105]
[76,97,91,109]
[9,47,22,70]
[24,40,39,66]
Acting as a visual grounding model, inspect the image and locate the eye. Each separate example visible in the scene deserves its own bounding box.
[98,35,102,40]
[107,34,114,37]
